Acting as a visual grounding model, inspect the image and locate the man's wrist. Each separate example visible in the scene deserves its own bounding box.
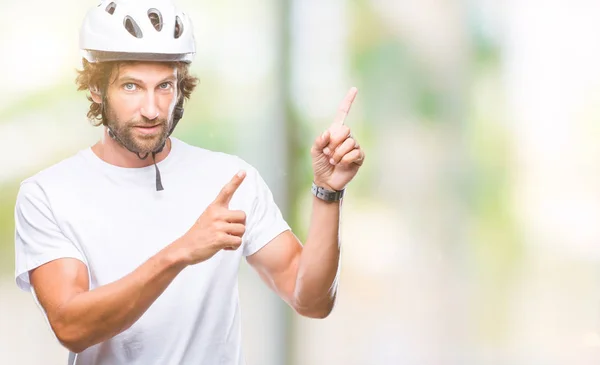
[313,178,345,192]
[162,239,190,270]
[313,180,333,191]
[311,181,344,202]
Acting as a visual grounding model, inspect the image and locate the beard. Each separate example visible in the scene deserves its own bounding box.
[104,104,171,155]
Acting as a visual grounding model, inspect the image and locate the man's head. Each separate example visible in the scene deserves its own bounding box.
[77,0,197,156]
[76,60,198,155]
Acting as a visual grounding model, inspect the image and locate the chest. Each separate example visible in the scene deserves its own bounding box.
[54,185,246,287]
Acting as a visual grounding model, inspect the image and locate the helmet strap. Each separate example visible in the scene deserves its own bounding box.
[98,79,186,192]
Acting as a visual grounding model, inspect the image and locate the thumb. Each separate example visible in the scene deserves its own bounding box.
[213,170,246,206]
[312,130,331,155]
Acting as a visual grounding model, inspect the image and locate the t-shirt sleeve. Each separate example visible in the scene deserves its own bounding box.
[242,165,291,257]
[14,181,87,292]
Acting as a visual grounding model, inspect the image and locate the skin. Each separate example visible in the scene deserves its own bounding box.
[90,62,178,167]
[28,62,365,353]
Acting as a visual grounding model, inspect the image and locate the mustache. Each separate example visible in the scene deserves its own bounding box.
[128,117,168,127]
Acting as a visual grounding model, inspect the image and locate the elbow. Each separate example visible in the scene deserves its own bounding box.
[57,334,88,354]
[59,339,88,354]
[293,298,335,319]
[55,328,89,353]
[50,319,91,354]
[301,308,333,319]
[290,277,339,319]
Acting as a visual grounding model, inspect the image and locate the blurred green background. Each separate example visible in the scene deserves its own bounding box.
[3,0,600,364]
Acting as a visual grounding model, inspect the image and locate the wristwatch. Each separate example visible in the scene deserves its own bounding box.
[311,182,345,202]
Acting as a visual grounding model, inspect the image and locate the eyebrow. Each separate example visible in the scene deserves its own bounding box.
[117,75,177,85]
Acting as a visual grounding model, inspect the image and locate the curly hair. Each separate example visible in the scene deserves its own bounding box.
[75,59,199,126]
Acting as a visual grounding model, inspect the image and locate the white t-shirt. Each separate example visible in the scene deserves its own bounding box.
[14,137,291,365]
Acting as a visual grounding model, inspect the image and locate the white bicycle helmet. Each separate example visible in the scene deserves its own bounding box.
[79,0,196,63]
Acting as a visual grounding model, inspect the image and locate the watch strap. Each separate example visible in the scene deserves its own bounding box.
[311,182,344,202]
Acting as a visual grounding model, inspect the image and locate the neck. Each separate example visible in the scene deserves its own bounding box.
[91,128,172,168]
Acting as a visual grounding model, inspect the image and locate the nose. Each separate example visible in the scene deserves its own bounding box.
[140,91,159,120]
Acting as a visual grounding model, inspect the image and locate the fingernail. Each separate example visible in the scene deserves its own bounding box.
[323,148,330,156]
[237,170,246,178]
[329,158,336,165]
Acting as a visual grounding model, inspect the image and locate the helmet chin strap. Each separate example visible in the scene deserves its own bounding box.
[103,95,185,192]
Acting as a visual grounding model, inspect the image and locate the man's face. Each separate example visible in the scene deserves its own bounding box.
[104,62,179,154]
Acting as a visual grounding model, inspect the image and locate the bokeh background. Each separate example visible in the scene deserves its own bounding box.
[3,0,600,364]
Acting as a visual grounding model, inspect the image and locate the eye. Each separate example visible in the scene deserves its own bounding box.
[158,82,173,90]
[123,83,137,91]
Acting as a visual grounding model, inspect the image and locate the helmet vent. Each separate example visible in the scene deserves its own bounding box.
[174,16,183,39]
[124,16,143,38]
[105,2,117,15]
[148,9,163,31]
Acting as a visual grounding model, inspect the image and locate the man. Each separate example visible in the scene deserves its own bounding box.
[13,0,365,364]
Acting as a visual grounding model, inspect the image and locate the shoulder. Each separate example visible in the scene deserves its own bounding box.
[18,152,87,200]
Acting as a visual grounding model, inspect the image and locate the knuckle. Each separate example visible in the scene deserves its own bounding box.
[333,148,345,160]
[232,210,245,223]
[211,220,223,232]
[217,232,230,243]
[220,187,231,198]
[340,125,350,136]
[215,208,227,221]
[215,220,226,231]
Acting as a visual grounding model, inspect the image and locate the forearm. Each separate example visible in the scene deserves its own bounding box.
[52,244,186,353]
[293,196,342,317]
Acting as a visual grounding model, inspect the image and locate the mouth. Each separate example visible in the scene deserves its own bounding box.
[134,124,163,134]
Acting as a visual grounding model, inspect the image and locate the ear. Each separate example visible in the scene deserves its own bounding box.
[89,86,102,104]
